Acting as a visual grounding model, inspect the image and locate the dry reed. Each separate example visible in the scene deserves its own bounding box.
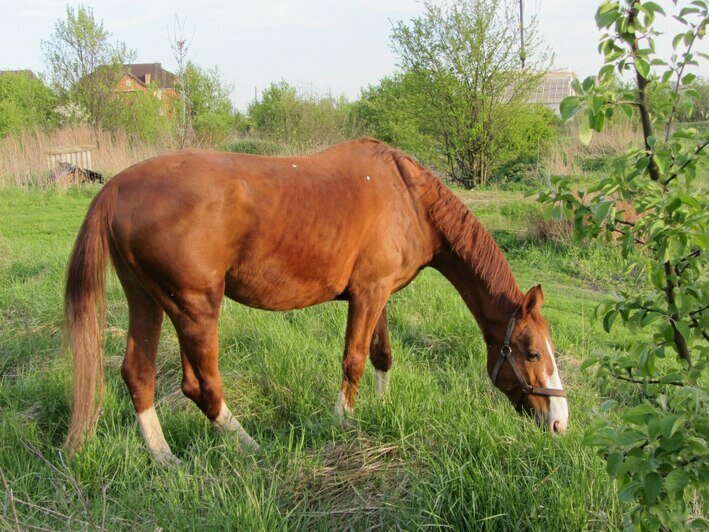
[0,125,174,188]
[544,118,641,176]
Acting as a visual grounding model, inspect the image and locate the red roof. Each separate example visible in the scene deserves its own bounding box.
[122,63,177,89]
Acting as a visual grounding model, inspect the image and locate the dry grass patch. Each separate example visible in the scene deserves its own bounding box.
[0,126,174,187]
[283,436,409,523]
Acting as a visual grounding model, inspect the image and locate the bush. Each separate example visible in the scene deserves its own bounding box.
[112,90,175,143]
[0,73,57,137]
[540,2,708,528]
[248,81,361,149]
[193,111,233,146]
[354,73,443,171]
[222,138,284,156]
[491,155,540,188]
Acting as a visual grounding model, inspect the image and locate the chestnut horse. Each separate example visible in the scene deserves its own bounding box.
[64,138,568,462]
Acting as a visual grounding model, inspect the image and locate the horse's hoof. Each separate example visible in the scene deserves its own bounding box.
[238,433,261,453]
[152,451,181,467]
[375,370,390,398]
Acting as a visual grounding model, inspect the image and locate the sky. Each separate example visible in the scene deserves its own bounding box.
[0,1,683,112]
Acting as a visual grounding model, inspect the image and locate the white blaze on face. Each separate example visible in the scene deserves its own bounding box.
[544,338,569,433]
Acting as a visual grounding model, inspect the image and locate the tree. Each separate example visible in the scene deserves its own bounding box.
[389,0,552,186]
[169,16,195,148]
[540,1,707,528]
[181,62,235,145]
[42,4,134,129]
[0,73,57,137]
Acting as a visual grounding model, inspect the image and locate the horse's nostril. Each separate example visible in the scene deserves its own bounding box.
[552,420,562,433]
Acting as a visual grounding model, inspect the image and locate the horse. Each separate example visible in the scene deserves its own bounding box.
[63,138,568,463]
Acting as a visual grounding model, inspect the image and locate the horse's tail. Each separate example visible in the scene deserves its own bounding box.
[63,184,117,452]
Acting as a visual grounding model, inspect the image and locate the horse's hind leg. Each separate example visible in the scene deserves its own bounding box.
[170,287,259,451]
[119,281,177,464]
[336,289,389,418]
[369,306,392,397]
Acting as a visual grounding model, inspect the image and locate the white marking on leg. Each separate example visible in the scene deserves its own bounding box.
[375,369,389,397]
[545,338,569,433]
[137,406,179,464]
[334,388,353,420]
[213,401,260,451]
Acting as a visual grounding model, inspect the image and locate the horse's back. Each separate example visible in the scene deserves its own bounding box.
[107,142,436,310]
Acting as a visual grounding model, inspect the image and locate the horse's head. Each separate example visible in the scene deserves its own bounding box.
[488,285,569,433]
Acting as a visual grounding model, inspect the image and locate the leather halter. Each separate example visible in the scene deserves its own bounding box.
[491,314,568,412]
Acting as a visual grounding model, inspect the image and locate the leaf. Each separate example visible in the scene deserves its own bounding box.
[682,73,696,85]
[590,110,605,132]
[600,399,618,412]
[606,452,624,477]
[560,96,580,121]
[635,58,651,78]
[672,33,684,49]
[664,470,689,493]
[603,309,617,332]
[644,472,663,502]
[580,357,600,371]
[579,115,593,145]
[596,2,621,28]
[594,200,613,223]
[674,320,691,341]
[619,481,640,502]
[660,414,685,438]
[643,2,665,15]
[616,429,647,446]
[623,403,658,422]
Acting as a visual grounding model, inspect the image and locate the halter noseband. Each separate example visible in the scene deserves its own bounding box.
[491,314,567,412]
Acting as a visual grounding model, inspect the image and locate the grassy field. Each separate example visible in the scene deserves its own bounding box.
[0,185,633,530]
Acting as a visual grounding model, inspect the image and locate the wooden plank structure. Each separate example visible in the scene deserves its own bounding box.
[46,144,96,172]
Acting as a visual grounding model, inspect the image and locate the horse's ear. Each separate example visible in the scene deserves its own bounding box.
[522,284,544,317]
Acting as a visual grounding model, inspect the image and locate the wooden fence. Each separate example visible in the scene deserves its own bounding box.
[46,145,96,172]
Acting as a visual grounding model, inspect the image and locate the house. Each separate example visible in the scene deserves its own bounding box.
[113,63,179,113]
[116,63,177,95]
[528,71,577,114]
[84,62,179,114]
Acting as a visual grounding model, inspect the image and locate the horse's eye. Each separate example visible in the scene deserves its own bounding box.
[526,350,540,361]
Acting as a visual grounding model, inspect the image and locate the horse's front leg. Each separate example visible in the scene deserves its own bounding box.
[335,289,389,419]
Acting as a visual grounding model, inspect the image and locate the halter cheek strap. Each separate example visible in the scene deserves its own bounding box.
[491,314,567,412]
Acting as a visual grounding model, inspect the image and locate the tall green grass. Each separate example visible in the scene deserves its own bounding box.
[0,187,627,529]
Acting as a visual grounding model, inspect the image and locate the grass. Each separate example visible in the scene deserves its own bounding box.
[0,185,631,529]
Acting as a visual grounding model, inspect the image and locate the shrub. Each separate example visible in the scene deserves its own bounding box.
[112,90,175,144]
[221,138,284,156]
[0,73,57,137]
[539,1,708,528]
[248,81,361,149]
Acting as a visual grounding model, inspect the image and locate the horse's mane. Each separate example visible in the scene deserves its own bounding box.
[370,140,523,309]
